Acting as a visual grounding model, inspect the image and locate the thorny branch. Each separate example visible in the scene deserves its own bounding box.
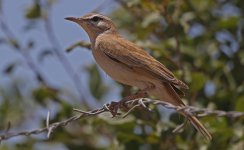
[0,98,243,142]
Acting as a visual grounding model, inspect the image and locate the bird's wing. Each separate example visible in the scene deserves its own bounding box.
[97,36,188,89]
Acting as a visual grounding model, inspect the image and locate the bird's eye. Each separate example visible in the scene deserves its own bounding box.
[91,16,100,22]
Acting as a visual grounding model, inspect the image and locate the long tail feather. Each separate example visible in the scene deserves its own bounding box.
[150,83,212,140]
[187,115,212,141]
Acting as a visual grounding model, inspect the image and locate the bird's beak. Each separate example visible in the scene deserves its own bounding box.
[65,17,82,23]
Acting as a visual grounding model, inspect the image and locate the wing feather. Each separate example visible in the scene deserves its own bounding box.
[97,36,188,89]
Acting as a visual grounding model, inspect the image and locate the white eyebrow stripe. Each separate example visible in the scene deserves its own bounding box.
[88,14,102,19]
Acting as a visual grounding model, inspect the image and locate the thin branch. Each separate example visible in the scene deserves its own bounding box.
[66,41,91,52]
[42,2,89,105]
[0,10,48,86]
[0,98,243,142]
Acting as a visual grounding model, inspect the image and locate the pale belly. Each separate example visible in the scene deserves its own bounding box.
[92,49,151,90]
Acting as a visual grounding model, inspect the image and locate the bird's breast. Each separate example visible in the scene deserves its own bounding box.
[92,48,132,83]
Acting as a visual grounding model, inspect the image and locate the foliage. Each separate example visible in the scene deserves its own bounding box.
[0,0,243,150]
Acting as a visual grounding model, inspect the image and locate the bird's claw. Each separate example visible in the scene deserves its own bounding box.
[108,101,129,117]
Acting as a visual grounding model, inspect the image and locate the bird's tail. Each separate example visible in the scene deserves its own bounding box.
[187,114,212,141]
[149,83,212,140]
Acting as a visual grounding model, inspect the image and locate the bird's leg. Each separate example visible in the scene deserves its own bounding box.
[121,91,147,102]
[108,92,147,117]
[108,84,155,117]
[121,83,155,102]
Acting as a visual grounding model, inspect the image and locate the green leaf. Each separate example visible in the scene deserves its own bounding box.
[190,0,215,12]
[235,96,244,111]
[85,64,108,100]
[217,17,239,29]
[141,12,161,28]
[32,86,58,104]
[190,72,206,91]
[117,132,144,143]
[146,134,160,144]
[169,113,184,124]
[127,0,140,7]
[25,1,41,19]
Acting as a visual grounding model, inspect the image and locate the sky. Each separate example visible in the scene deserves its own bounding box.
[0,0,121,107]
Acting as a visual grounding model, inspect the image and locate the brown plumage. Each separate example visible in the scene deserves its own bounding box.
[65,13,212,140]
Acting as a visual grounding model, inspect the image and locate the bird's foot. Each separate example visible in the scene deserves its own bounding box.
[108,101,129,117]
[107,92,148,117]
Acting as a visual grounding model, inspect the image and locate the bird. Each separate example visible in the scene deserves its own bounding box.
[65,13,212,140]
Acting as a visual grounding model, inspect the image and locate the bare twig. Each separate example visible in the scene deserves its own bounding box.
[0,9,48,86]
[173,119,188,133]
[66,41,91,52]
[0,98,243,142]
[42,2,89,105]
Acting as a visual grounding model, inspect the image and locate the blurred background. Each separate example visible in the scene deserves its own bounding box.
[0,0,243,149]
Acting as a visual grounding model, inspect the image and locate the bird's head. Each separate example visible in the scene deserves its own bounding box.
[65,13,117,43]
